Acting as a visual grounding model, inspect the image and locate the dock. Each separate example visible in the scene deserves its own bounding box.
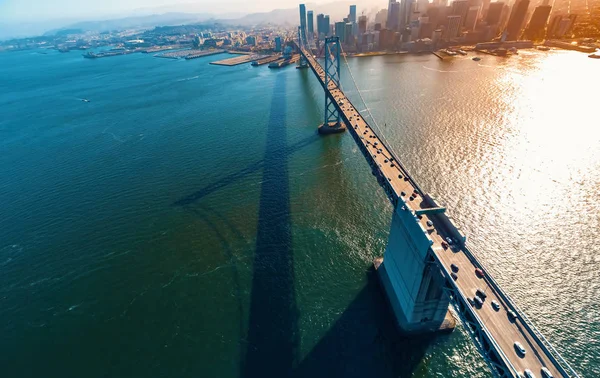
[185,50,226,60]
[251,55,282,66]
[432,51,444,60]
[210,54,267,66]
[268,54,300,69]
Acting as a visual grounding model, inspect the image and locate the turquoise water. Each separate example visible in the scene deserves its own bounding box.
[0,48,598,377]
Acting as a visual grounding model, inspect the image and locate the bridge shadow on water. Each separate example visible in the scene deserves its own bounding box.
[173,71,436,377]
[242,73,299,376]
[293,267,436,378]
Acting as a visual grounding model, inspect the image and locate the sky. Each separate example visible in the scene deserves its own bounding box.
[0,0,333,22]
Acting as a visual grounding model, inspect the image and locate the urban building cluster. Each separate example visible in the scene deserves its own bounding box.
[298,0,599,53]
[0,24,292,55]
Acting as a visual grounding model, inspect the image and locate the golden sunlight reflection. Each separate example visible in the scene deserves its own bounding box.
[489,51,600,222]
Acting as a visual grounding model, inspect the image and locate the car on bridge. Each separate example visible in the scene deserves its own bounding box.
[514,341,527,357]
[476,288,487,300]
[491,300,500,311]
[451,263,459,272]
[524,369,536,378]
[473,296,483,307]
[475,268,484,278]
[540,367,554,378]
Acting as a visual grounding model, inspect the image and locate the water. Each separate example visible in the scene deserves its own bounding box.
[0,48,598,377]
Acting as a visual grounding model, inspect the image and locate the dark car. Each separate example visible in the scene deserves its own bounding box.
[473,296,483,307]
[451,264,459,273]
[491,300,500,311]
[476,288,487,300]
[451,272,458,280]
[475,268,484,278]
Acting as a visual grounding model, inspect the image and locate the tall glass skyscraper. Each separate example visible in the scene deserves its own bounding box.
[307,10,314,36]
[299,4,307,42]
[349,5,357,23]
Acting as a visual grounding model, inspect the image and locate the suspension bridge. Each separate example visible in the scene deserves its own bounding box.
[293,27,580,378]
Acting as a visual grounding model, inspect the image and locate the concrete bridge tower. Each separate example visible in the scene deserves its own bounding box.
[377,204,451,333]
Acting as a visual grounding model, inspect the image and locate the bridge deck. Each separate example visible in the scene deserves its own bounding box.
[300,47,569,378]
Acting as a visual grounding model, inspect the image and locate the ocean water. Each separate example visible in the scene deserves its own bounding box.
[0,48,598,377]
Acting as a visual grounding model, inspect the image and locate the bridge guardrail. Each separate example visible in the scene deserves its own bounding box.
[461,244,581,378]
[435,252,520,377]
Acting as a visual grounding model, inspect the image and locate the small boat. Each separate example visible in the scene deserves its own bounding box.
[81,99,90,103]
[472,57,481,61]
[536,45,550,51]
[588,52,600,59]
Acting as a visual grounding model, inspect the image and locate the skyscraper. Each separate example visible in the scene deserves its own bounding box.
[505,0,530,40]
[299,4,307,41]
[389,1,401,30]
[335,21,346,42]
[317,13,325,38]
[345,22,354,44]
[349,5,357,23]
[306,11,315,39]
[324,15,331,36]
[387,0,396,29]
[358,15,368,34]
[464,5,481,31]
[445,15,462,39]
[486,2,505,25]
[523,5,552,40]
[400,0,415,29]
[450,0,470,26]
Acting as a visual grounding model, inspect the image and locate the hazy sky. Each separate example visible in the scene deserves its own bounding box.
[0,0,336,21]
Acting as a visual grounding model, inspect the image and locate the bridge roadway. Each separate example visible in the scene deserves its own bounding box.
[298,47,570,378]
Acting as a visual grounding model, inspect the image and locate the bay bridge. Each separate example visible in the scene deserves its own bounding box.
[293,25,580,378]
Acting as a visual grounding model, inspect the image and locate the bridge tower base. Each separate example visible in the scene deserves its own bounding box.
[318,121,346,135]
[376,204,454,334]
[318,37,346,135]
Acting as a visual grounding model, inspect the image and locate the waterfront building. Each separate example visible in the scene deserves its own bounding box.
[389,1,401,30]
[486,2,505,26]
[335,21,346,42]
[465,5,481,31]
[300,4,307,41]
[274,36,282,52]
[548,14,576,38]
[451,0,470,26]
[523,5,552,40]
[445,15,462,39]
[400,0,415,29]
[505,0,530,40]
[481,0,492,17]
[358,15,368,35]
[432,28,443,44]
[345,23,354,45]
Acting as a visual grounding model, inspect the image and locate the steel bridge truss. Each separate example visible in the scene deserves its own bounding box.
[323,37,341,126]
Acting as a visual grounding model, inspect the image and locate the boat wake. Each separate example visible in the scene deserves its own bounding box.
[422,65,459,73]
[177,75,200,82]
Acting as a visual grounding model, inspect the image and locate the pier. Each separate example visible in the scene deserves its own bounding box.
[210,54,267,66]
